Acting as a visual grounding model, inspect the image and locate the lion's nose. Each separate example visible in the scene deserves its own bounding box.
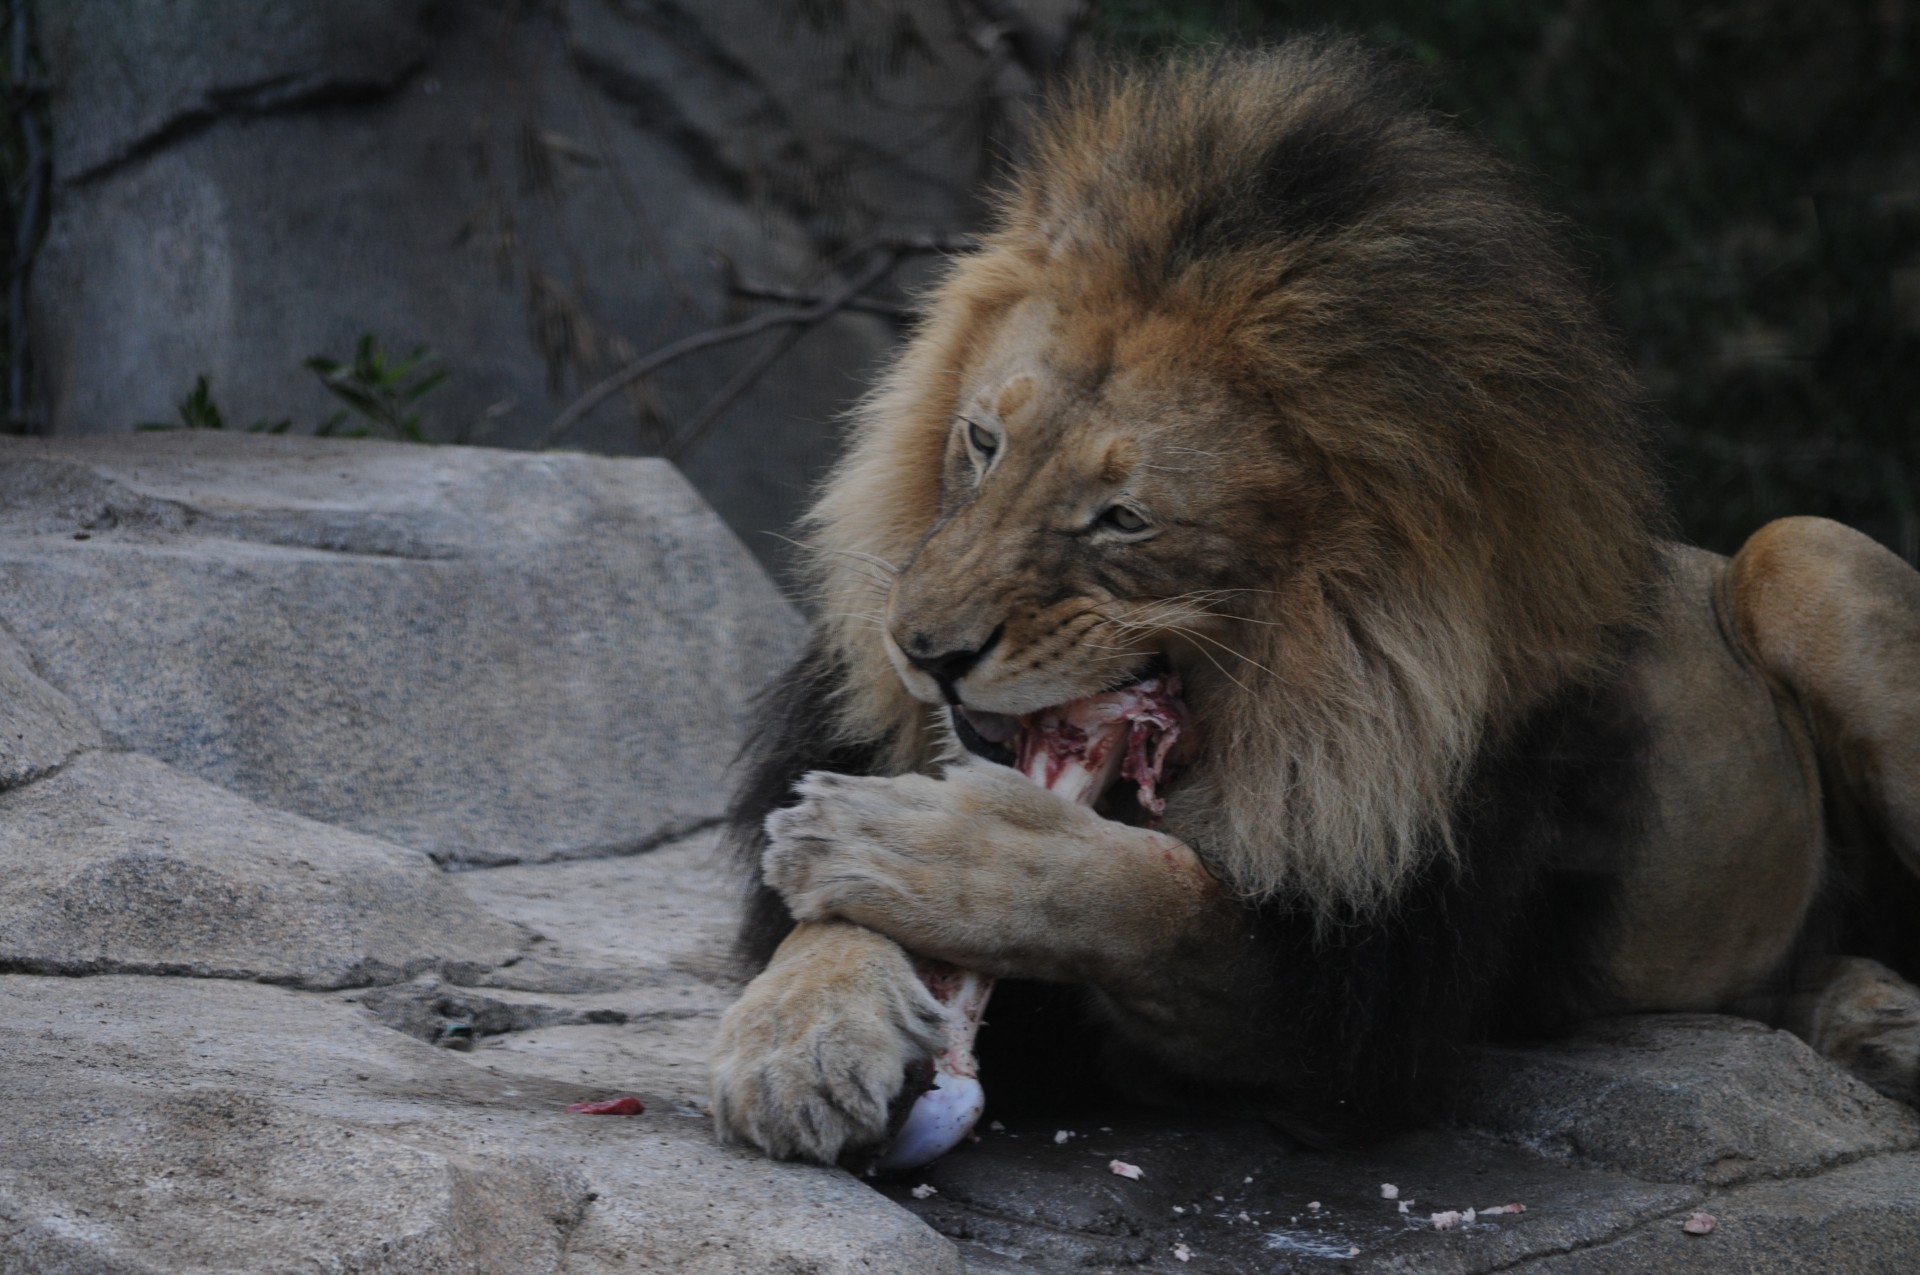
[904,624,1004,697]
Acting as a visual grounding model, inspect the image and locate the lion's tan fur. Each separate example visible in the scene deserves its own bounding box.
[713,40,1920,1167]
[802,41,1664,909]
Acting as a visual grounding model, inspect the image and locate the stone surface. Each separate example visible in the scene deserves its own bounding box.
[0,622,99,790]
[867,1014,1920,1273]
[0,974,964,1275]
[887,1115,1699,1274]
[1456,1015,1920,1185]
[1511,1153,1920,1274]
[31,0,1085,581]
[1,433,1916,1272]
[43,0,432,184]
[356,831,739,1093]
[0,434,803,865]
[0,750,523,988]
[0,434,971,1271]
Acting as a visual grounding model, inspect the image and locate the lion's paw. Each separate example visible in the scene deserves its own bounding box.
[761,770,950,923]
[708,922,943,1163]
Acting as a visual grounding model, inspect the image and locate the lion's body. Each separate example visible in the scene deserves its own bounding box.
[707,41,1920,1163]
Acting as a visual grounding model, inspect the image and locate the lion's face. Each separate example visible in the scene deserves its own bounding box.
[881,294,1300,719]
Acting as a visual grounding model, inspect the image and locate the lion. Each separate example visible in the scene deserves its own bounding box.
[706,39,1920,1164]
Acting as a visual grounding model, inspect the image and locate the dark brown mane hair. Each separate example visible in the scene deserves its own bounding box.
[801,37,1666,909]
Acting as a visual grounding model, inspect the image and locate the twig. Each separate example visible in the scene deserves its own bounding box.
[725,271,913,319]
[541,249,898,447]
[662,323,806,462]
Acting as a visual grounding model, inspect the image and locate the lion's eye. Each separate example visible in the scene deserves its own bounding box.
[967,421,998,459]
[1099,504,1149,534]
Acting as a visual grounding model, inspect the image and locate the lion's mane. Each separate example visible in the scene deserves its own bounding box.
[802,39,1664,915]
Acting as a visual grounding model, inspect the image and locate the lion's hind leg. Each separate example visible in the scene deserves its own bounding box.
[1730,516,1920,877]
[1731,516,1920,1100]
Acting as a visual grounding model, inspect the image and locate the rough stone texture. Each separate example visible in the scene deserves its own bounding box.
[33,0,1079,582]
[356,831,738,1093]
[0,621,99,789]
[0,974,964,1275]
[43,0,430,184]
[872,1016,1920,1273]
[0,750,523,988]
[888,1118,1699,1273]
[1510,1154,1920,1274]
[1,434,1916,1272]
[1456,1015,1920,1185]
[0,433,802,865]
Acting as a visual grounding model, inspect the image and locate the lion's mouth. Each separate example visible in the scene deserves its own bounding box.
[950,704,1020,766]
[948,657,1193,822]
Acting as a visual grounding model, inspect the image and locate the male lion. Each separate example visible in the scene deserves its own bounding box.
[707,39,1920,1163]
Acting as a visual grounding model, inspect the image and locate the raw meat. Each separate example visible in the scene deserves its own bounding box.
[566,1096,644,1115]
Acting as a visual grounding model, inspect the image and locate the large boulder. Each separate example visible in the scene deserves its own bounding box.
[0,433,801,865]
[0,433,966,1273]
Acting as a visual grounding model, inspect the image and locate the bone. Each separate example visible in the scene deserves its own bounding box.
[877,675,1190,1171]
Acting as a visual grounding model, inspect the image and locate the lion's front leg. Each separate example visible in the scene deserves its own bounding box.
[761,759,1242,1007]
[708,919,943,1163]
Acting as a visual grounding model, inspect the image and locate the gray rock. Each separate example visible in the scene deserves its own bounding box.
[0,750,523,987]
[875,1013,1920,1272]
[1457,1014,1920,1185]
[43,0,432,183]
[31,1,901,583]
[455,827,740,993]
[355,829,739,1097]
[0,974,964,1275]
[33,1,1089,583]
[0,621,98,790]
[1511,1152,1920,1274]
[0,434,803,865]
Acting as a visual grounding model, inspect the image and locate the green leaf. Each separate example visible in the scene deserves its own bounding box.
[398,366,450,406]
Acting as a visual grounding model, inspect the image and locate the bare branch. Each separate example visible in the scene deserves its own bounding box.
[663,324,807,462]
[541,249,898,447]
[727,276,913,319]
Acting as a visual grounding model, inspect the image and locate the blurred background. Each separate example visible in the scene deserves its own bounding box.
[4,0,1915,588]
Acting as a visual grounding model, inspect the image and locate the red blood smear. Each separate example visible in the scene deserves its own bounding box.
[567,1095,645,1115]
